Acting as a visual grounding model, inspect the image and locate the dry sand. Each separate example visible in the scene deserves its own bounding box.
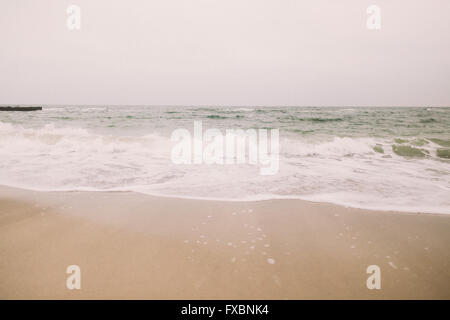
[0,185,449,299]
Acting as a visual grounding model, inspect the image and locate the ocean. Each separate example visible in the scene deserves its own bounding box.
[0,106,449,213]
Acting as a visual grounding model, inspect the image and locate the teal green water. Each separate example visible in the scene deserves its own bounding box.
[0,106,449,213]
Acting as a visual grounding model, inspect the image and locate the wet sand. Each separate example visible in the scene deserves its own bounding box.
[0,185,449,299]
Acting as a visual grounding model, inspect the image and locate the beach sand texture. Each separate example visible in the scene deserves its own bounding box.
[1,186,449,299]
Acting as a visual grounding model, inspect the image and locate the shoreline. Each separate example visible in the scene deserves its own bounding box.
[0,184,448,216]
[1,185,449,299]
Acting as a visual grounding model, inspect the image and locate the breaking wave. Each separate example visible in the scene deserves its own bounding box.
[0,119,449,214]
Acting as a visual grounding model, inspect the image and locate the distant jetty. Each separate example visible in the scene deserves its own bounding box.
[0,106,42,111]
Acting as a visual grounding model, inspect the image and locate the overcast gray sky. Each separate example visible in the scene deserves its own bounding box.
[1,0,449,106]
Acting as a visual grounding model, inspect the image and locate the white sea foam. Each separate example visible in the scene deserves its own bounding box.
[231,108,254,112]
[0,115,449,214]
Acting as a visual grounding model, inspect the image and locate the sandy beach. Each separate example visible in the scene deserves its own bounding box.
[0,185,449,299]
[2,0,450,305]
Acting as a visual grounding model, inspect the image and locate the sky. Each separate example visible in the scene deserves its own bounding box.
[1,0,449,106]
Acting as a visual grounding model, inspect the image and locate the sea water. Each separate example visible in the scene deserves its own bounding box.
[0,106,449,213]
